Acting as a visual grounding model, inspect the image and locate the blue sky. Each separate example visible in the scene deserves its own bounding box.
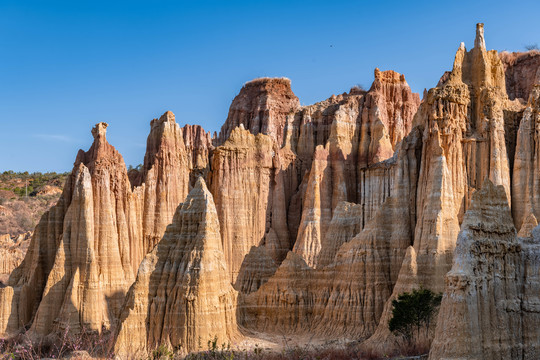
[1,0,538,172]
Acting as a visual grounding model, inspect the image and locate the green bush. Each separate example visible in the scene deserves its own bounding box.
[388,288,442,345]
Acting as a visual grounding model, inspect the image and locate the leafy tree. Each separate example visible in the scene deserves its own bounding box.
[388,288,442,345]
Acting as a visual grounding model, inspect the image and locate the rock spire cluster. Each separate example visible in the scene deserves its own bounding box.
[2,23,540,358]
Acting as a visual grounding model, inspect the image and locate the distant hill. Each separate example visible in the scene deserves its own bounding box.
[0,170,68,236]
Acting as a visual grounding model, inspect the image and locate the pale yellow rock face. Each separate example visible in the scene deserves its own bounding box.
[0,113,203,339]
[210,126,290,282]
[429,180,540,360]
[136,111,191,261]
[114,178,239,356]
[293,145,332,267]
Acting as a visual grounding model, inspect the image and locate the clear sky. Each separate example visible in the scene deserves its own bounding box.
[1,0,539,172]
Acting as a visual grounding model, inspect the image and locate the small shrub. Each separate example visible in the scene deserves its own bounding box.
[152,344,174,359]
[388,288,442,346]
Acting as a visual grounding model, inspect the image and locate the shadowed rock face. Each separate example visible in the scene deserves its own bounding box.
[114,178,239,356]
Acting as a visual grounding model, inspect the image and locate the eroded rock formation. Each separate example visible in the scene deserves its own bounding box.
[429,180,540,359]
[114,178,239,356]
[0,233,30,285]
[3,22,540,360]
[217,78,301,147]
[0,113,209,339]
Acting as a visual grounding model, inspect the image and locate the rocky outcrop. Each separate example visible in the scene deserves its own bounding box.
[0,113,198,339]
[358,68,420,167]
[114,178,239,356]
[365,23,518,349]
[28,123,139,336]
[217,78,301,147]
[210,126,290,282]
[135,111,191,259]
[292,70,420,267]
[181,124,214,185]
[429,180,540,360]
[240,125,422,338]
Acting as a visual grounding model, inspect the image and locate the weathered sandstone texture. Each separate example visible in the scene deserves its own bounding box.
[0,113,209,338]
[429,180,540,359]
[182,124,214,185]
[210,126,290,282]
[4,22,540,360]
[217,78,301,147]
[365,23,524,349]
[115,178,238,356]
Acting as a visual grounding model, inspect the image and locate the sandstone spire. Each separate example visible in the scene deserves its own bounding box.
[0,113,200,339]
[114,178,239,356]
[366,22,513,349]
[429,180,540,359]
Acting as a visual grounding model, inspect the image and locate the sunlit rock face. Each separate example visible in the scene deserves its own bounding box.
[429,180,540,360]
[216,77,301,147]
[114,178,239,356]
[4,22,540,360]
[0,113,209,338]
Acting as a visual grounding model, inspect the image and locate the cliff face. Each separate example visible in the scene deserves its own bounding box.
[512,83,540,230]
[114,178,238,356]
[0,114,210,339]
[429,180,540,360]
[365,22,522,349]
[210,126,290,282]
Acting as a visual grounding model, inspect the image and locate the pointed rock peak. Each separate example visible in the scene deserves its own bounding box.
[192,176,209,194]
[150,111,176,128]
[474,23,486,51]
[159,110,175,123]
[78,121,123,166]
[465,179,515,235]
[91,122,108,141]
[239,123,245,130]
[518,213,538,238]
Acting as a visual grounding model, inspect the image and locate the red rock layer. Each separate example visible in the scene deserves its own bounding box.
[217,78,301,147]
